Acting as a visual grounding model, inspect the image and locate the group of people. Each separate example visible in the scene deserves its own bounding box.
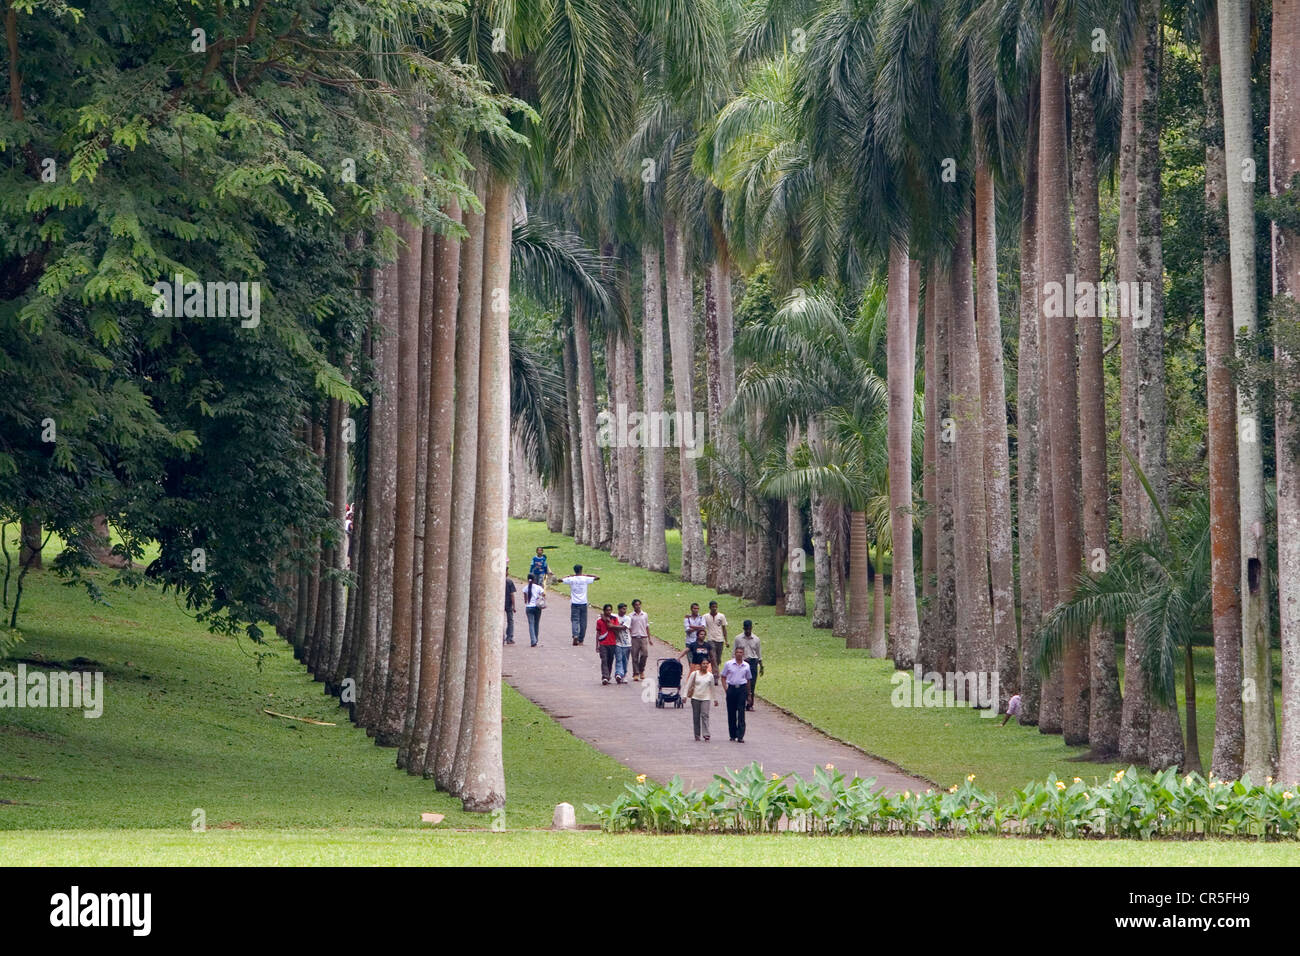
[504,546,765,744]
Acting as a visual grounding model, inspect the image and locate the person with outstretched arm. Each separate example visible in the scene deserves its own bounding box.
[561,564,599,645]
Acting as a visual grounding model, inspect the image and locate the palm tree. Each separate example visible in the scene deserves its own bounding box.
[1198,3,1244,782]
[1038,485,1212,777]
[734,287,892,650]
[1039,11,1088,745]
[1269,0,1300,785]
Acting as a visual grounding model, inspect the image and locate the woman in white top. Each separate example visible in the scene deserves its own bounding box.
[523,574,545,647]
[683,660,719,741]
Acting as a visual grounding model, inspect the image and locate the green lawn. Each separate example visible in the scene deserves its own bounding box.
[0,537,628,832]
[512,519,1282,795]
[3,827,1297,865]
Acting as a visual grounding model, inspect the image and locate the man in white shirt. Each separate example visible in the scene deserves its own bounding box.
[704,600,729,668]
[682,603,708,665]
[721,646,753,743]
[628,599,651,681]
[561,564,599,646]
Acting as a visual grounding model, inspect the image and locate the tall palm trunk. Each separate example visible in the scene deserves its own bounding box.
[357,225,400,732]
[562,326,587,545]
[974,163,1017,707]
[663,215,705,582]
[921,267,938,662]
[847,509,871,649]
[641,244,669,571]
[573,300,612,549]
[950,209,995,689]
[459,171,510,812]
[1117,63,1150,762]
[412,200,462,777]
[1270,0,1300,785]
[886,239,919,668]
[785,423,806,615]
[1040,45,1088,744]
[809,418,834,628]
[377,211,424,747]
[431,175,485,789]
[715,250,740,593]
[871,548,888,658]
[1200,19,1245,781]
[1037,156,1063,733]
[1218,0,1277,779]
[1134,2,1185,771]
[1017,93,1043,723]
[704,266,723,587]
[927,256,957,678]
[618,264,644,564]
[1071,72,1122,756]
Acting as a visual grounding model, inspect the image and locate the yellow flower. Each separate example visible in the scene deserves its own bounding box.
[948,785,959,793]
[1184,775,1192,785]
[1284,792,1294,800]
[824,763,835,770]
[1114,770,1125,782]
[1056,781,1066,791]
[1210,780,1218,789]
[1267,776,1274,785]
[966,774,976,783]
[1073,777,1081,784]
[771,772,780,781]
[902,791,910,799]
[635,774,647,784]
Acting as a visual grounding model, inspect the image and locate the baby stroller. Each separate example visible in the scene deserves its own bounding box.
[655,657,685,708]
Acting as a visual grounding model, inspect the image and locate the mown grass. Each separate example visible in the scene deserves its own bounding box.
[511,519,1282,795]
[2,827,1296,866]
[0,531,628,832]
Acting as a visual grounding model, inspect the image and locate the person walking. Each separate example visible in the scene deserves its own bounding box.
[734,619,763,710]
[721,645,753,743]
[595,604,618,685]
[628,599,651,681]
[504,565,516,645]
[613,602,632,684]
[704,600,728,668]
[562,564,598,645]
[529,546,552,586]
[684,659,719,741]
[523,573,545,647]
[683,603,707,663]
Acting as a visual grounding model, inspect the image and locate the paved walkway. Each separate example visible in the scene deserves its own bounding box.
[502,598,929,793]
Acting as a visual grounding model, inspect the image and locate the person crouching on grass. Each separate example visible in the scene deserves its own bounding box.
[595,604,618,685]
[721,645,753,743]
[684,658,718,741]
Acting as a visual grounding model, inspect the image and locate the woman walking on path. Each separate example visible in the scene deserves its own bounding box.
[684,659,719,741]
[721,646,753,743]
[735,620,763,710]
[523,574,545,647]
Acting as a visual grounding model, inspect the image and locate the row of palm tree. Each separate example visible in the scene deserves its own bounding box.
[271,0,1300,807]
[498,0,1300,785]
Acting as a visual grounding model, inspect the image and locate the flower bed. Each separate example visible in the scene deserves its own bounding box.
[585,763,1300,839]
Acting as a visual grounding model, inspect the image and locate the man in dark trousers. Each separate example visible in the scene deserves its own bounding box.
[504,564,516,644]
[721,645,753,743]
[595,604,618,685]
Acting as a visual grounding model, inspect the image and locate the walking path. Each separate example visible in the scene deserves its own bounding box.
[503,599,930,793]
